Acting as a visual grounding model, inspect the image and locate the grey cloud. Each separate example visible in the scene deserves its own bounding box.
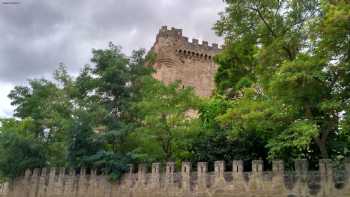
[0,0,224,83]
[1,1,64,38]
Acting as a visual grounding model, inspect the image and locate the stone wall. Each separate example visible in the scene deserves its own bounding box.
[150,26,222,97]
[1,159,350,197]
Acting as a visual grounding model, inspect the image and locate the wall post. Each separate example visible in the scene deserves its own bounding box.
[25,169,31,179]
[319,159,333,196]
[151,163,161,188]
[272,160,285,193]
[197,162,208,190]
[137,164,147,186]
[214,161,225,185]
[89,169,97,197]
[63,168,76,196]
[252,160,263,176]
[344,159,350,195]
[232,160,244,179]
[78,168,87,197]
[127,164,134,187]
[250,160,263,192]
[165,162,175,188]
[47,168,56,197]
[181,162,191,191]
[295,159,308,196]
[56,168,65,197]
[232,160,245,191]
[37,168,47,197]
[272,160,284,175]
[28,168,39,197]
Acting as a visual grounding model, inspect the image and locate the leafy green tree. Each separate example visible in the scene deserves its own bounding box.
[214,0,350,160]
[64,43,153,179]
[0,118,47,180]
[197,99,266,160]
[5,43,153,180]
[7,65,74,167]
[86,43,153,152]
[214,39,257,97]
[316,1,350,159]
[132,79,201,162]
[66,113,102,168]
[188,96,269,165]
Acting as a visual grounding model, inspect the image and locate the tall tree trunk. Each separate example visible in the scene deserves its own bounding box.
[304,104,330,158]
[314,136,329,158]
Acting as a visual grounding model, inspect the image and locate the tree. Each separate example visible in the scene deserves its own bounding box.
[189,96,269,164]
[6,43,154,180]
[0,118,47,180]
[7,65,74,167]
[214,38,257,97]
[85,43,153,153]
[132,78,201,162]
[64,44,153,179]
[214,0,350,160]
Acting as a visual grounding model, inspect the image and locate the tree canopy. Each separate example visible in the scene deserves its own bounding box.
[213,0,350,162]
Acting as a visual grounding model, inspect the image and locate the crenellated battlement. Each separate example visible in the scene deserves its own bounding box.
[156,25,222,55]
[1,159,350,197]
[158,26,183,38]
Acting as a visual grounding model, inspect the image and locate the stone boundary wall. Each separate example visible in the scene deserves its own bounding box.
[1,159,350,197]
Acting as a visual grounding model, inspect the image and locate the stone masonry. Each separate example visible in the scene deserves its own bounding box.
[1,159,350,197]
[150,26,222,97]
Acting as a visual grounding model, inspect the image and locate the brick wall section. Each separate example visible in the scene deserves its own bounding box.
[150,26,222,97]
[1,159,350,197]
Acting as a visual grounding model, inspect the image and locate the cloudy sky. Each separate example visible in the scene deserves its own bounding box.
[0,0,225,117]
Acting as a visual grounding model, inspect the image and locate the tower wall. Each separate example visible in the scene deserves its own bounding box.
[150,26,222,97]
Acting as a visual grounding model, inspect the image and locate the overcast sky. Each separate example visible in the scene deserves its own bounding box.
[0,0,225,117]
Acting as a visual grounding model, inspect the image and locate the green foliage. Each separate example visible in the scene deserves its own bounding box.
[189,130,268,163]
[199,97,232,130]
[132,78,201,162]
[0,118,47,180]
[270,54,328,107]
[214,38,257,97]
[267,119,319,159]
[213,0,350,162]
[66,114,101,168]
[6,75,71,167]
[85,151,133,181]
[1,43,155,180]
[145,51,157,66]
[65,43,153,177]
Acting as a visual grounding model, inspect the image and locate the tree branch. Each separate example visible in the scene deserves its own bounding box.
[274,0,281,18]
[248,6,277,37]
[248,5,294,60]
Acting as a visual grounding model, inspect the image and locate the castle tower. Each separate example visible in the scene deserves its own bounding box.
[149,26,222,97]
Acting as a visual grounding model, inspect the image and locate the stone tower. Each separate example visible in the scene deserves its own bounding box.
[150,26,222,97]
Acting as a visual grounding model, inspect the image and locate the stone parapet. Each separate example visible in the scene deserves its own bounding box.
[1,159,350,197]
